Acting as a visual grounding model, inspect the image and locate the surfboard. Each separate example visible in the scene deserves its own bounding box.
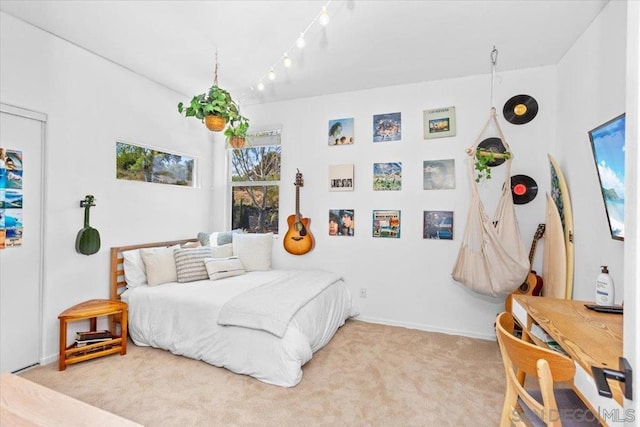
[548,154,575,299]
[542,193,567,299]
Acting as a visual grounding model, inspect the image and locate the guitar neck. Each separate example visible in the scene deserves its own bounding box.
[295,185,301,221]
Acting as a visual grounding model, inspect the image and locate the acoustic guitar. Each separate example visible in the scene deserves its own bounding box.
[284,170,315,255]
[505,223,545,312]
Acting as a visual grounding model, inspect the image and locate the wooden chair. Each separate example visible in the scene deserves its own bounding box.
[495,312,601,427]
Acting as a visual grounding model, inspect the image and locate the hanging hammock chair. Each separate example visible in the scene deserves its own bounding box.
[451,107,530,297]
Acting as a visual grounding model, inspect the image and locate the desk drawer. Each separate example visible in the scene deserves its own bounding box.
[574,362,625,426]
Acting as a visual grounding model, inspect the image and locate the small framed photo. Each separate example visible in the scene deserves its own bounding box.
[372,210,401,238]
[423,210,453,240]
[423,159,455,190]
[373,162,402,191]
[423,106,456,139]
[373,112,401,142]
[329,209,355,236]
[328,118,354,146]
[329,164,354,191]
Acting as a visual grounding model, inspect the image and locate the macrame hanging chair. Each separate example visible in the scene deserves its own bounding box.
[451,48,530,297]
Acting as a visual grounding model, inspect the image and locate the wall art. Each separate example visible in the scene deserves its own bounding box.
[423,159,455,190]
[423,210,454,240]
[372,209,401,238]
[373,162,402,191]
[329,164,354,192]
[329,209,355,236]
[116,140,196,187]
[328,118,354,146]
[423,106,456,139]
[0,147,24,249]
[373,112,401,142]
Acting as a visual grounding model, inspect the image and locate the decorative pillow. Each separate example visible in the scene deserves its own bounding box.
[174,247,213,283]
[210,229,244,247]
[139,245,180,286]
[232,232,273,271]
[197,232,212,247]
[211,243,233,258]
[122,249,147,287]
[204,256,246,281]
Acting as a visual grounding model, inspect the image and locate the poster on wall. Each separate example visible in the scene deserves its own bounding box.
[328,118,354,146]
[373,112,401,142]
[373,162,402,191]
[0,148,24,249]
[423,210,454,240]
[423,106,456,139]
[328,209,355,236]
[329,164,354,191]
[423,159,455,190]
[372,209,401,238]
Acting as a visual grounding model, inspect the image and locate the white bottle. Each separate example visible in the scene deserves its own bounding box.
[595,266,615,305]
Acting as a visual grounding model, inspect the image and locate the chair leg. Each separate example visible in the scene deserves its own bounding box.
[500,383,518,427]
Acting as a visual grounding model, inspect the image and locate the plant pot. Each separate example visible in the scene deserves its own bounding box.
[228,136,246,148]
[204,115,226,132]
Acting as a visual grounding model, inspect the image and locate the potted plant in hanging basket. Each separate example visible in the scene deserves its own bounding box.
[224,115,250,148]
[474,149,511,182]
[177,85,240,132]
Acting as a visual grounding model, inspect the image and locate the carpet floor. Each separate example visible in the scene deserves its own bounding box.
[19,320,505,426]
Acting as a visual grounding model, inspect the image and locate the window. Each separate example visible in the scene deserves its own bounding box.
[229,130,281,234]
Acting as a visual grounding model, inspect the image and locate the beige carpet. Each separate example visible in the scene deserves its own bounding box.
[19,320,505,426]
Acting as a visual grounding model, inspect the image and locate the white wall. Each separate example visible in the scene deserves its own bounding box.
[556,0,627,303]
[238,66,558,340]
[235,1,629,340]
[0,12,213,363]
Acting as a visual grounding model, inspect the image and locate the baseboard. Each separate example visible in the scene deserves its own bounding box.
[40,353,58,367]
[352,315,497,341]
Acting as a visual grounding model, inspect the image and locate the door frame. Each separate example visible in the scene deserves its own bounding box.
[1,102,47,370]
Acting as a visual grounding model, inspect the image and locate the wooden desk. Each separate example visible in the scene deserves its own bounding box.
[511,295,624,425]
[0,373,142,426]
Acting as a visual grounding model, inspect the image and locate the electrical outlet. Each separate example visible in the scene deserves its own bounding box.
[359,288,367,298]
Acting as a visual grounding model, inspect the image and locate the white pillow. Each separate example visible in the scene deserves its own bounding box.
[174,247,212,283]
[122,249,147,287]
[139,245,179,286]
[211,243,233,258]
[232,232,273,271]
[204,256,246,281]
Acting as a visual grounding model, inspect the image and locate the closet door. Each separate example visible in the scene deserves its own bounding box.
[0,104,45,373]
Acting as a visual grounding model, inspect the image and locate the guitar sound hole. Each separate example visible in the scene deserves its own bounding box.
[519,283,530,293]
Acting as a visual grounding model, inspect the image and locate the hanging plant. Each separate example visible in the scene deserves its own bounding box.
[224,115,250,148]
[177,85,240,131]
[177,53,243,132]
[474,149,511,182]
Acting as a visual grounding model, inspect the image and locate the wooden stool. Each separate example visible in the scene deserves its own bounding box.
[58,299,127,371]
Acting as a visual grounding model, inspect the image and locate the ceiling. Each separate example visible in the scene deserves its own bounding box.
[0,0,609,106]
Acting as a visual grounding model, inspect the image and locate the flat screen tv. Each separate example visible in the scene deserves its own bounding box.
[588,113,625,241]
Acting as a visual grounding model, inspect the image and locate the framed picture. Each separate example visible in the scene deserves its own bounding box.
[116,140,196,187]
[423,210,453,240]
[423,106,456,139]
[329,164,354,191]
[373,112,401,142]
[423,159,455,190]
[372,210,401,238]
[373,162,402,191]
[328,118,354,146]
[588,113,625,241]
[329,209,355,236]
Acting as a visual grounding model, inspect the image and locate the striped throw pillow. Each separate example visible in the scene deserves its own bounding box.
[174,247,212,283]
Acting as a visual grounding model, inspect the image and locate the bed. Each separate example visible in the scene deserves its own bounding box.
[109,235,354,387]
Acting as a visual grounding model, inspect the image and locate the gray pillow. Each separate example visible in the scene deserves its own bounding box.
[174,247,213,283]
[197,229,244,247]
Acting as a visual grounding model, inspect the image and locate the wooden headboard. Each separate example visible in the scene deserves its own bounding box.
[109,238,198,300]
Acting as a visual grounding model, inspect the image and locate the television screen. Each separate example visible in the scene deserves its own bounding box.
[588,113,625,241]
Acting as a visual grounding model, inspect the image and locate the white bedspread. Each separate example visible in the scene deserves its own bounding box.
[218,270,340,338]
[121,270,353,387]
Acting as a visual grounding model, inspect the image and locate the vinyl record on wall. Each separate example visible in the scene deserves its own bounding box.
[503,94,539,125]
[477,137,507,167]
[511,174,538,204]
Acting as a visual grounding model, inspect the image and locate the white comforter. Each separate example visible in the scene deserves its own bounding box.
[121,270,354,387]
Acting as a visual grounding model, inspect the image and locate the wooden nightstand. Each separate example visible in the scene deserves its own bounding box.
[58,299,128,371]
